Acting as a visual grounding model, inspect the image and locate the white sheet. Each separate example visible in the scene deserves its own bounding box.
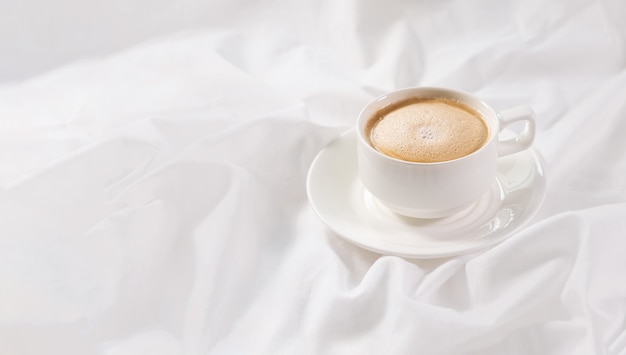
[1,0,625,354]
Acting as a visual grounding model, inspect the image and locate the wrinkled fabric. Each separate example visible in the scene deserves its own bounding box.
[1,0,625,354]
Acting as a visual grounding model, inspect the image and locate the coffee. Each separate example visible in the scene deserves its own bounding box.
[366,98,488,163]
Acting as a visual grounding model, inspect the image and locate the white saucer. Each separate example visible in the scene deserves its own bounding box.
[306,129,547,259]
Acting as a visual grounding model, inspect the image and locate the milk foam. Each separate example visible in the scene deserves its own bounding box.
[368,99,488,162]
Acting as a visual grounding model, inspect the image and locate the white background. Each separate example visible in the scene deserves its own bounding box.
[0,0,625,354]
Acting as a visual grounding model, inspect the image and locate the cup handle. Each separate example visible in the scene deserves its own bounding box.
[496,106,536,157]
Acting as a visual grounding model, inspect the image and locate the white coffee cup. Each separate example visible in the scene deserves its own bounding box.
[357,87,535,219]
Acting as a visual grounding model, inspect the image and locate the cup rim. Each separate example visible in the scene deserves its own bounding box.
[357,86,498,166]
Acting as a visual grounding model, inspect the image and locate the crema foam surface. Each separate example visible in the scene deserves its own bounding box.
[368,99,488,163]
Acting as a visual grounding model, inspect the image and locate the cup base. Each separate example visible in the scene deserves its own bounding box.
[372,181,501,220]
[379,200,476,219]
